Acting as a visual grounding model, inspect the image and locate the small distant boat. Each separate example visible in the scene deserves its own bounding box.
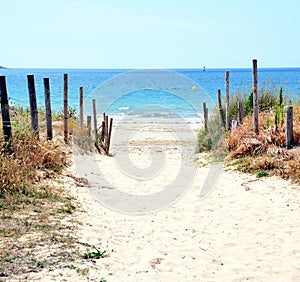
[203,66,206,72]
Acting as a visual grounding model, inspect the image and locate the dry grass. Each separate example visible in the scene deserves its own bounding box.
[198,81,300,183]
[219,79,281,124]
[0,183,81,278]
[0,128,67,195]
[226,106,300,182]
[0,105,87,195]
[0,107,94,278]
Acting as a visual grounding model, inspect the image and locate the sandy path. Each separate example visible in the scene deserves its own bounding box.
[70,169,299,282]
[71,121,300,281]
[15,121,300,281]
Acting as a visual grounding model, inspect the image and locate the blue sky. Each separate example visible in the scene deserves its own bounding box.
[1,0,299,68]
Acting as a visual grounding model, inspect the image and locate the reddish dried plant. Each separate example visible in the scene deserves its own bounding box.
[226,106,300,182]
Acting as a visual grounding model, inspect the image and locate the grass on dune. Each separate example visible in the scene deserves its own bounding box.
[226,110,300,182]
[198,80,300,183]
[0,107,69,195]
[0,107,99,278]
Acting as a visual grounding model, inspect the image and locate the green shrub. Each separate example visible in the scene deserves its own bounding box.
[198,117,226,155]
[256,171,270,178]
[244,91,253,116]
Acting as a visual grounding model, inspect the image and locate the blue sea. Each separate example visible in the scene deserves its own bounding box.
[0,68,299,118]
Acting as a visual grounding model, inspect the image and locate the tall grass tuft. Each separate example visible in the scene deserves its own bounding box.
[0,109,68,196]
[220,79,281,122]
[198,80,300,182]
[225,108,300,182]
[198,79,282,154]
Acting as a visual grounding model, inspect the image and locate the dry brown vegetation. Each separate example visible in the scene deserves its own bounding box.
[226,108,300,182]
[0,108,69,195]
[0,108,96,279]
[198,82,300,183]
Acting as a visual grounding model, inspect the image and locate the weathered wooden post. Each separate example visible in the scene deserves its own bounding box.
[217,89,224,127]
[63,74,68,143]
[87,115,92,137]
[253,59,259,135]
[286,106,293,149]
[203,102,208,131]
[101,113,106,142]
[79,86,83,130]
[225,71,230,130]
[43,78,53,140]
[238,101,244,125]
[27,75,39,138]
[92,99,98,142]
[0,76,12,143]
[105,115,109,147]
[101,120,105,142]
[106,118,113,155]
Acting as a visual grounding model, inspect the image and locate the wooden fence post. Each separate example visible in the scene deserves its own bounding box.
[87,115,92,137]
[101,120,105,142]
[225,71,230,131]
[79,86,83,130]
[43,78,53,140]
[101,113,106,142]
[203,102,208,131]
[105,115,109,144]
[286,106,293,149]
[106,118,113,155]
[0,76,12,143]
[253,59,259,135]
[238,101,244,125]
[217,89,224,127]
[27,75,39,137]
[92,99,98,142]
[63,74,68,142]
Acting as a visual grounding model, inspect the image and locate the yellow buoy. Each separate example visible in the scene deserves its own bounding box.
[192,86,196,91]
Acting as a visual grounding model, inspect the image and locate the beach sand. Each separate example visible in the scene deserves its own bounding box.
[17,119,300,281]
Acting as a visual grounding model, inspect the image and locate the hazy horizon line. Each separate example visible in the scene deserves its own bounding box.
[1,65,300,70]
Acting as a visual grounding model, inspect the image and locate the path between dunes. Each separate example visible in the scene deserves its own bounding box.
[19,122,300,281]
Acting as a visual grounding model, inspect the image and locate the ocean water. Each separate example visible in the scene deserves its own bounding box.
[0,68,299,118]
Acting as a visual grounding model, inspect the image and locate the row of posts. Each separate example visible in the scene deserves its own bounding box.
[0,74,66,143]
[0,63,295,151]
[202,59,294,149]
[0,74,113,154]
